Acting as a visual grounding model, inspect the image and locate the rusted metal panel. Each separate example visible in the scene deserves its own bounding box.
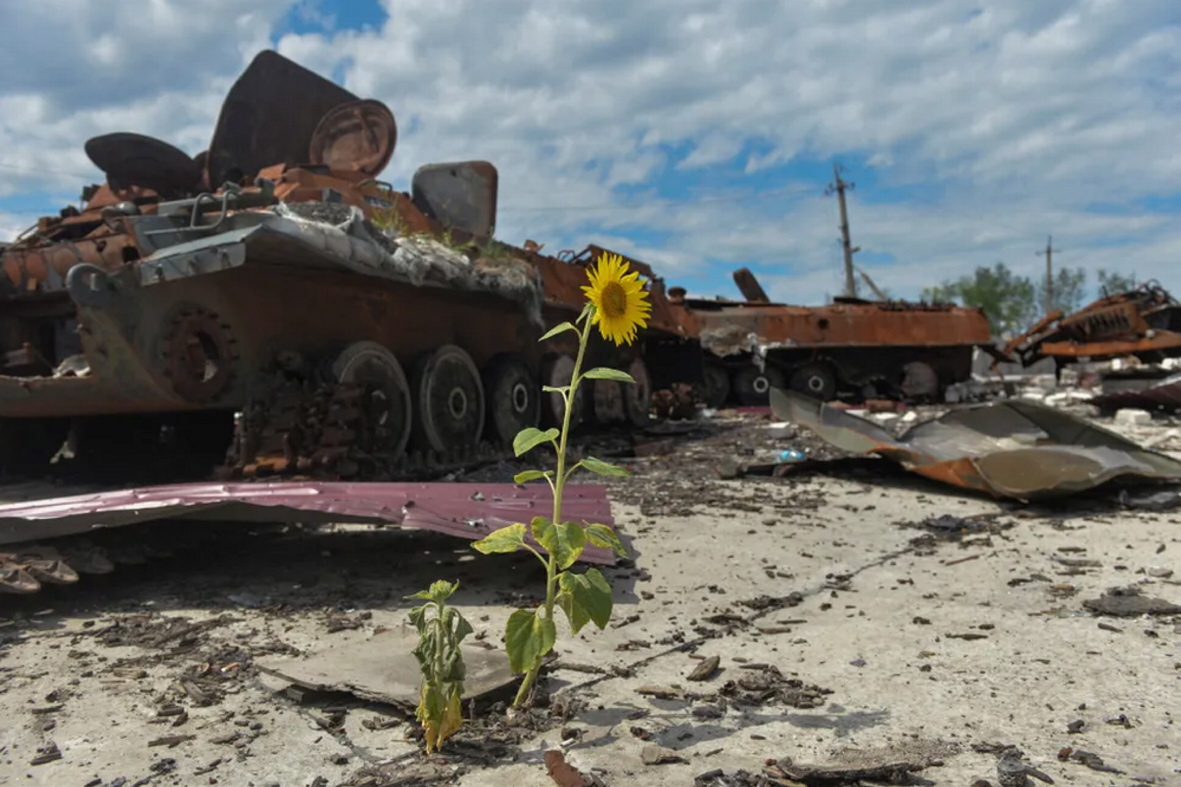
[771,387,1181,500]
[411,161,498,242]
[732,268,769,302]
[204,50,359,187]
[690,301,992,353]
[1089,376,1181,413]
[0,480,617,555]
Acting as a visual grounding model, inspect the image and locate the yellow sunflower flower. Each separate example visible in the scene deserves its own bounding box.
[581,252,652,346]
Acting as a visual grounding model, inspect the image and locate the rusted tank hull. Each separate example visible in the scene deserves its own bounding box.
[677,291,993,406]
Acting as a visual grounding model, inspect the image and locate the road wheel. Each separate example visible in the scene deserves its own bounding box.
[696,360,731,409]
[733,364,786,406]
[482,354,540,448]
[788,362,837,401]
[410,344,485,454]
[900,361,939,400]
[624,356,652,427]
[332,341,413,460]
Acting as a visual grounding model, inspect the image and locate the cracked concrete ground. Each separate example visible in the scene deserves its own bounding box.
[0,408,1179,786]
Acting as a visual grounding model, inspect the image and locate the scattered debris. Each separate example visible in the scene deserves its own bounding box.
[771,388,1181,499]
[642,745,689,765]
[765,740,956,785]
[687,655,721,682]
[1082,587,1181,617]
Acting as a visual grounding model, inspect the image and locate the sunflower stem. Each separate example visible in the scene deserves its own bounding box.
[513,319,591,708]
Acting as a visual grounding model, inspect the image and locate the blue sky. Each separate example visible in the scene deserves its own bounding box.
[2,0,1180,305]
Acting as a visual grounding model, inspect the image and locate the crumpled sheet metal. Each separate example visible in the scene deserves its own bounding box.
[1089,374,1181,413]
[0,481,617,564]
[770,388,1181,500]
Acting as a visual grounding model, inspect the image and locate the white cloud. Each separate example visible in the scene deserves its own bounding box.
[2,0,1180,306]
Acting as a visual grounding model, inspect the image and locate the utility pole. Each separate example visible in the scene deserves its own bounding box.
[826,163,860,298]
[1035,235,1061,314]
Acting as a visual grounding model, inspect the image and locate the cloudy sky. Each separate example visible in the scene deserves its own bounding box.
[1,0,1178,303]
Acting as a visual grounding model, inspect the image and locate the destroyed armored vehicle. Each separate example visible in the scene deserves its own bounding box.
[668,269,996,406]
[0,51,701,484]
[1002,281,1181,372]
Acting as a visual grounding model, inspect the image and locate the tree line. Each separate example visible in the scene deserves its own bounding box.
[920,264,1139,337]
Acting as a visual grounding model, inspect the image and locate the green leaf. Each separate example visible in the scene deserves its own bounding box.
[504,609,556,673]
[557,569,614,633]
[513,469,550,484]
[541,385,568,394]
[584,523,628,557]
[581,366,636,384]
[530,517,587,570]
[471,523,526,554]
[556,587,590,635]
[580,456,630,478]
[539,321,577,341]
[512,427,560,457]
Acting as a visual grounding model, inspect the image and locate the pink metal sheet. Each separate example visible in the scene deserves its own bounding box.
[0,481,618,565]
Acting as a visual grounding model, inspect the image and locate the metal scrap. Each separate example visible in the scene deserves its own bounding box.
[1003,281,1181,368]
[0,481,617,594]
[770,387,1181,500]
[1089,372,1181,413]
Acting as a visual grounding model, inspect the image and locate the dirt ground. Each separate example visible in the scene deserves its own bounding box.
[0,401,1179,787]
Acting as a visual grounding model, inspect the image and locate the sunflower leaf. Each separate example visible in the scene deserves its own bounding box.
[512,427,559,457]
[513,469,550,484]
[581,367,636,384]
[580,456,630,477]
[539,322,577,342]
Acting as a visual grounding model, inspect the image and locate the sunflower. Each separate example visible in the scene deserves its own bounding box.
[581,252,652,346]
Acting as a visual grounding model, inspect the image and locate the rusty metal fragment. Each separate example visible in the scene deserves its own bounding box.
[771,387,1181,500]
[1003,282,1181,368]
[0,481,617,594]
[1089,373,1181,413]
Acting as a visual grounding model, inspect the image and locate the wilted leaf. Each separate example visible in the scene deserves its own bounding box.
[580,456,630,477]
[505,609,557,674]
[471,523,526,554]
[513,469,550,484]
[539,321,577,341]
[584,523,628,557]
[513,427,560,457]
[581,366,636,384]
[531,517,587,570]
[558,569,614,633]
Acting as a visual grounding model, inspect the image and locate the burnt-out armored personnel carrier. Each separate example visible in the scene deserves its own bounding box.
[0,51,701,485]
[667,269,997,406]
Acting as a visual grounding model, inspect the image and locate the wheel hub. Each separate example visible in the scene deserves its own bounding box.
[511,382,529,414]
[448,386,469,420]
[753,375,770,394]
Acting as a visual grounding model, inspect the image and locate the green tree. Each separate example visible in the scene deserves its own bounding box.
[921,262,1038,337]
[1096,268,1137,297]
